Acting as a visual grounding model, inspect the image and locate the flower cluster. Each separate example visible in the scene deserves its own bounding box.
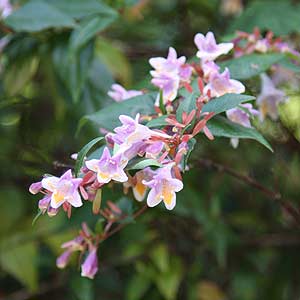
[30,30,300,279]
[232,28,300,58]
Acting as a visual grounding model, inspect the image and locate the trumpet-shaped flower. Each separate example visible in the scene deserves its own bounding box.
[41,170,82,209]
[85,147,128,184]
[56,250,72,269]
[256,73,286,121]
[226,103,260,148]
[81,248,98,279]
[149,47,192,103]
[0,0,12,18]
[143,164,183,210]
[151,72,180,103]
[132,168,155,202]
[112,114,152,146]
[194,31,233,61]
[149,47,186,74]
[201,60,220,80]
[29,181,43,194]
[204,68,245,98]
[108,84,143,102]
[226,103,259,128]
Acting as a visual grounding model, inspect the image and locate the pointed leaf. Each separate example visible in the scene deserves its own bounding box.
[202,94,255,115]
[219,53,285,80]
[126,158,162,171]
[82,93,157,131]
[75,137,104,176]
[207,116,273,151]
[5,0,75,32]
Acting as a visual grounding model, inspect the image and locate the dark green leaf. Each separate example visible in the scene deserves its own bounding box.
[228,1,300,36]
[49,0,117,19]
[207,116,273,151]
[82,93,157,131]
[202,94,255,115]
[126,274,151,300]
[70,14,117,51]
[75,136,104,176]
[219,53,285,80]
[5,1,75,32]
[0,241,38,291]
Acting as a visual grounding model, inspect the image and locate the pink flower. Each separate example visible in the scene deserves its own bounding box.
[194,32,233,61]
[254,39,269,53]
[56,250,72,269]
[149,47,186,74]
[132,168,155,202]
[29,181,43,194]
[256,74,287,121]
[226,103,260,148]
[226,103,259,128]
[81,248,98,279]
[112,114,152,146]
[204,68,245,97]
[108,84,143,102]
[201,60,220,80]
[151,72,180,103]
[149,47,192,103]
[0,0,12,19]
[85,147,128,184]
[41,170,83,209]
[143,164,183,210]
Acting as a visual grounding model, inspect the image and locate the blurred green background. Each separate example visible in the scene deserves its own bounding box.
[1,0,300,299]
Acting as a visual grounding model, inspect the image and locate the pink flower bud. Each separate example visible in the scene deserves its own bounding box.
[81,248,98,279]
[29,181,42,194]
[56,250,72,269]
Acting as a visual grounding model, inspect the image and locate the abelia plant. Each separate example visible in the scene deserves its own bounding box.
[29,30,300,279]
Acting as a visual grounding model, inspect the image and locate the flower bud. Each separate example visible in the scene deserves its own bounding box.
[56,250,72,269]
[29,181,42,194]
[81,248,98,279]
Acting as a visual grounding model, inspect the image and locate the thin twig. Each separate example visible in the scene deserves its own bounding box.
[195,158,300,226]
[103,204,148,241]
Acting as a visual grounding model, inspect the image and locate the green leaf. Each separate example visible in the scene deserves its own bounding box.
[53,40,94,103]
[146,115,168,128]
[82,93,157,131]
[219,53,285,80]
[176,92,197,122]
[150,244,169,273]
[70,14,117,51]
[207,116,273,151]
[0,241,38,291]
[75,136,104,176]
[4,56,39,96]
[126,158,162,171]
[70,276,94,300]
[5,0,75,32]
[95,38,132,86]
[228,0,300,36]
[49,0,117,19]
[278,57,300,73]
[154,256,183,300]
[202,94,255,115]
[126,274,151,300]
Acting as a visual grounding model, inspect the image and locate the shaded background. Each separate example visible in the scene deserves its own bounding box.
[1,0,300,299]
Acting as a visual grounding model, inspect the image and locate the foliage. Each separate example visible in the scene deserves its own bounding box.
[0,0,300,300]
